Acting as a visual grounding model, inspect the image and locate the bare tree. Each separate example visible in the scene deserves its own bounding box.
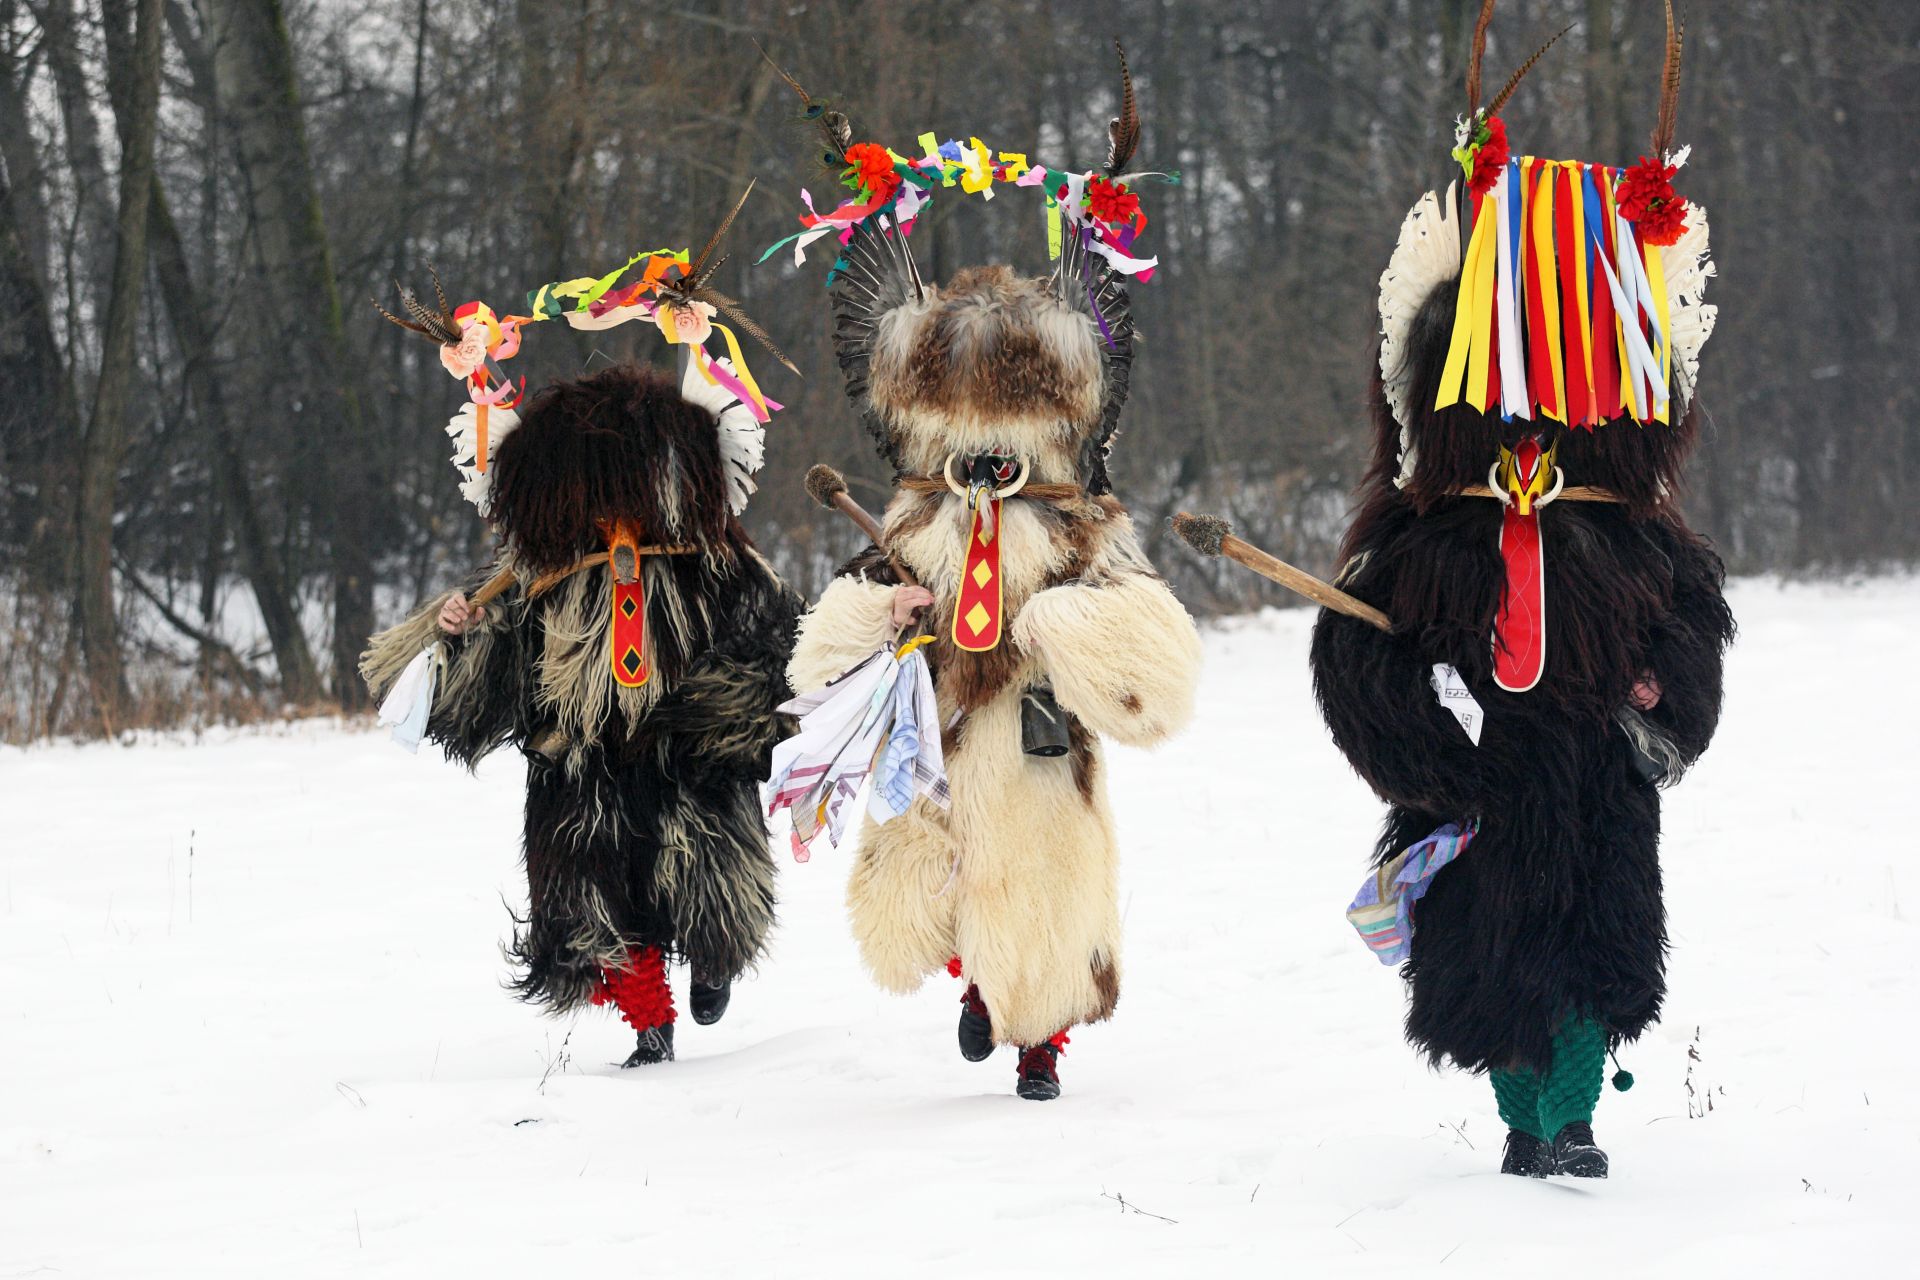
[201,0,376,706]
[73,0,164,728]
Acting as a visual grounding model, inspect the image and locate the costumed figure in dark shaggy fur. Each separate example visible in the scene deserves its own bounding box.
[757,47,1201,1101]
[1309,2,1731,1176]
[361,207,803,1067]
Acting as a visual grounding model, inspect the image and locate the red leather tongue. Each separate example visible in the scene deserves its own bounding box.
[612,576,649,688]
[1493,439,1547,692]
[951,498,1004,653]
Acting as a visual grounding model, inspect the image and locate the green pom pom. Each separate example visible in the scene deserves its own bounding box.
[1612,1069,1635,1092]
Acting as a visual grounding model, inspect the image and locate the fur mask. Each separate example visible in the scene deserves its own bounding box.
[819,52,1144,496]
[487,362,750,576]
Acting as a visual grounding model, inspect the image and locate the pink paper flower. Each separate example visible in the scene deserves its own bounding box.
[439,320,490,380]
[655,299,717,345]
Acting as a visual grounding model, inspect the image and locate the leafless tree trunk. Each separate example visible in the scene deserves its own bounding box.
[201,0,375,706]
[72,0,163,729]
[147,181,323,702]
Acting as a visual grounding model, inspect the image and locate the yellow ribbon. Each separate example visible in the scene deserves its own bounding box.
[1531,160,1566,423]
[961,138,995,195]
[1465,191,1498,412]
[895,633,937,661]
[696,321,771,420]
[1436,192,1493,411]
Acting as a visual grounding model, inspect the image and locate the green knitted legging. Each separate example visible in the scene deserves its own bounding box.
[1489,1018,1608,1141]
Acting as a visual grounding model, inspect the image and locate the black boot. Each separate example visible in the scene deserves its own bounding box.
[690,974,732,1026]
[1014,1041,1063,1101]
[1550,1122,1609,1178]
[1499,1129,1552,1178]
[958,983,994,1062]
[621,1022,675,1067]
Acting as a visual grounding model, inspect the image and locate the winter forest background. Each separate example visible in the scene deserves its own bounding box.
[1,0,1914,739]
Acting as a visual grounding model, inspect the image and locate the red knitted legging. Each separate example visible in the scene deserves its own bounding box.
[592,945,676,1030]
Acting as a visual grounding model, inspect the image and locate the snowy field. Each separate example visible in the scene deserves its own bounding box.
[2,578,1914,1277]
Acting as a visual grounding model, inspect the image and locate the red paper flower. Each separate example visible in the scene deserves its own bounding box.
[842,142,901,203]
[1467,115,1510,199]
[1085,175,1140,225]
[1615,155,1689,246]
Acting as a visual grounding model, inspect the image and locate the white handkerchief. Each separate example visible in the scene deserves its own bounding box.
[378,644,439,754]
[1430,663,1483,746]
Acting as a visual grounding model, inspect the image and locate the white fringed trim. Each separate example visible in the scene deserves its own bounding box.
[446,401,521,516]
[678,356,765,516]
[1378,181,1462,453]
[1662,201,1717,415]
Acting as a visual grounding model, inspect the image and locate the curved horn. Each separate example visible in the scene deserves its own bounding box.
[1465,0,1497,115]
[1650,0,1686,158]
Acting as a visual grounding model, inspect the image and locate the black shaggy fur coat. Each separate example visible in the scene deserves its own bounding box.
[1310,280,1735,1074]
[363,364,802,1012]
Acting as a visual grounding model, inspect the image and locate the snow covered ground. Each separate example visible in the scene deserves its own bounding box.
[2,578,1914,1277]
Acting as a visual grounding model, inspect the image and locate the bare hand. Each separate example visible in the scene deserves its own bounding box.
[438,592,484,636]
[1630,672,1662,710]
[891,585,935,628]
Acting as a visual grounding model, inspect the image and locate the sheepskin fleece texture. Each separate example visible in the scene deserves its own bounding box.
[866,265,1107,485]
[788,490,1200,1045]
[361,362,802,1012]
[1310,365,1735,1073]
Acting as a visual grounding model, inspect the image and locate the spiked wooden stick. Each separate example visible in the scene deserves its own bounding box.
[805,465,922,588]
[1172,512,1392,632]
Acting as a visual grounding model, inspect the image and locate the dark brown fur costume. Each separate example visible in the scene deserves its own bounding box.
[363,364,801,1011]
[1310,278,1735,1074]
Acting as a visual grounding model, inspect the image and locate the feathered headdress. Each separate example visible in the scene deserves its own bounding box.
[1378,0,1715,456]
[753,41,1162,492]
[375,189,794,517]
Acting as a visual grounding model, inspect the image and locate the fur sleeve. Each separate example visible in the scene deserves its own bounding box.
[1011,572,1202,747]
[360,571,522,768]
[1308,607,1509,815]
[1641,521,1736,767]
[651,572,803,770]
[788,572,898,694]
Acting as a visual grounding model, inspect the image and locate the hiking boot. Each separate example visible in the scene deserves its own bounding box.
[621,1022,675,1067]
[1500,1128,1552,1178]
[1550,1122,1609,1179]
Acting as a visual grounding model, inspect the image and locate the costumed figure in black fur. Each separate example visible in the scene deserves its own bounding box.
[1309,2,1732,1176]
[361,207,803,1066]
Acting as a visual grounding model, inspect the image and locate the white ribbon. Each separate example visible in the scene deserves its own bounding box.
[1493,165,1530,420]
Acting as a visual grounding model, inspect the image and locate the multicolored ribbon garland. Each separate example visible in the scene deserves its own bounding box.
[436,246,784,442]
[756,131,1177,303]
[1436,156,1678,428]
